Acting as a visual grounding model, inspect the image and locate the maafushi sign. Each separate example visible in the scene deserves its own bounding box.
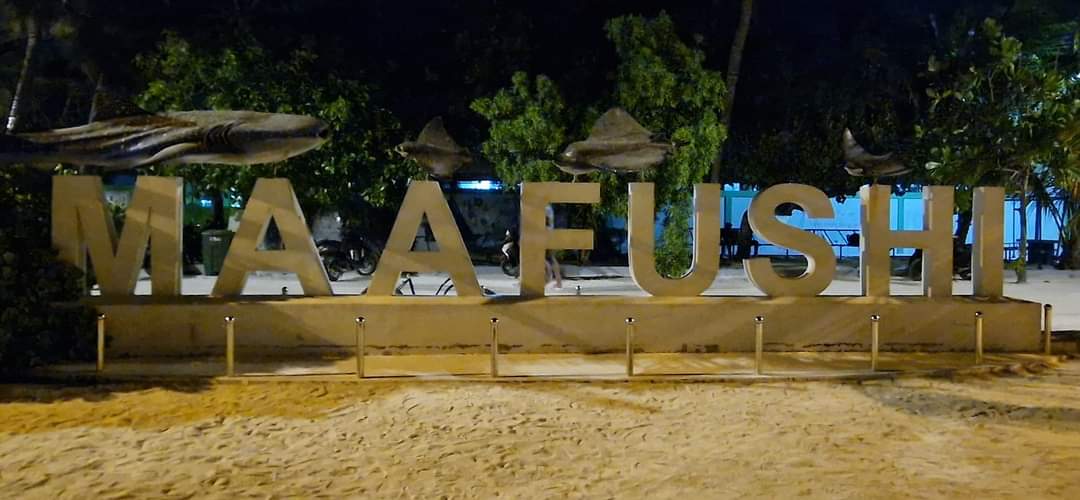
[55,176,1038,356]
[54,178,1005,299]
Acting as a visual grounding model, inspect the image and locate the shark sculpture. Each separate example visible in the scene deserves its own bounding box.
[0,93,330,171]
[395,117,472,179]
[842,128,912,183]
[556,108,673,177]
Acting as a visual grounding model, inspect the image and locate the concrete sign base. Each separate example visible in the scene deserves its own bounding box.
[90,295,1041,356]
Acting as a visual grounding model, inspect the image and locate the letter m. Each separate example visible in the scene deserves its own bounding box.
[52,176,182,296]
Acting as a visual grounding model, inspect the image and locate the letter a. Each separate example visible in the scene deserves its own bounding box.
[368,180,481,296]
[212,178,331,296]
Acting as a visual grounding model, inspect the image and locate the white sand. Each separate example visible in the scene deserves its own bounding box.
[45,264,1080,497]
[2,359,1079,498]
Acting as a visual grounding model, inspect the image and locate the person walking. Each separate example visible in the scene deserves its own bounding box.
[545,205,563,288]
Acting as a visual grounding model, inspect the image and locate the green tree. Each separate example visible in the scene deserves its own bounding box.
[0,0,77,133]
[606,13,727,205]
[917,18,1080,281]
[0,168,94,375]
[135,32,420,228]
[470,72,571,185]
[1035,102,1080,269]
[473,13,727,275]
[608,13,728,273]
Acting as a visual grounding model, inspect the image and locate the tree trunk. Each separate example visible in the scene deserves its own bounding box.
[211,189,227,229]
[954,192,974,243]
[60,83,75,125]
[1070,230,1080,269]
[1066,204,1080,269]
[1062,197,1080,272]
[5,19,39,134]
[955,209,973,243]
[1016,172,1029,283]
[89,73,107,124]
[736,210,754,259]
[710,0,754,183]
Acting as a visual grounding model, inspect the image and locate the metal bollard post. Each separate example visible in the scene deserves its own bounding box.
[870,314,880,372]
[225,316,236,377]
[490,317,499,377]
[754,316,764,375]
[1043,304,1053,355]
[96,313,106,373]
[974,311,984,365]
[355,317,366,378]
[625,317,635,377]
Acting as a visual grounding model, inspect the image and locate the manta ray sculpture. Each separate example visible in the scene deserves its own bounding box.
[395,117,472,179]
[0,93,329,171]
[556,108,673,177]
[842,128,912,183]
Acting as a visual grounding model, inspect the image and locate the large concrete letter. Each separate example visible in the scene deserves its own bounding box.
[368,180,480,296]
[860,185,954,297]
[744,184,836,297]
[52,176,182,296]
[212,178,331,296]
[628,183,721,296]
[520,182,600,297]
[972,187,1004,298]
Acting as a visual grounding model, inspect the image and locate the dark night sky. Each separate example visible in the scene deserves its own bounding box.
[146,1,1001,135]
[4,0,1069,142]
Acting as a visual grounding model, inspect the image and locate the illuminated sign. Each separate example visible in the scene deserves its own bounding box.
[56,177,1038,359]
[53,177,1004,300]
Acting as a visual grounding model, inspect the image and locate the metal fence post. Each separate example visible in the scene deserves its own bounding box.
[1043,304,1053,355]
[870,314,880,372]
[754,316,764,375]
[625,317,635,377]
[974,311,984,365]
[355,316,366,378]
[490,317,499,377]
[96,313,106,373]
[225,315,236,376]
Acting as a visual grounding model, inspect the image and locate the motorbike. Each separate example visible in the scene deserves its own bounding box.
[500,227,519,277]
[317,237,381,281]
[904,238,972,281]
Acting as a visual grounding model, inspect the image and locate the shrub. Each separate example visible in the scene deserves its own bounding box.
[0,168,94,376]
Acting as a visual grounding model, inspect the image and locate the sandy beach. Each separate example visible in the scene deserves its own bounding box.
[2,358,1078,499]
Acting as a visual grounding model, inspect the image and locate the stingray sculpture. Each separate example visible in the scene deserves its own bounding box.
[556,108,673,178]
[842,128,912,184]
[0,92,330,171]
[395,117,473,179]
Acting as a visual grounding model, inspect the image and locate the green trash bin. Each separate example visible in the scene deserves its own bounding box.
[201,229,234,276]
